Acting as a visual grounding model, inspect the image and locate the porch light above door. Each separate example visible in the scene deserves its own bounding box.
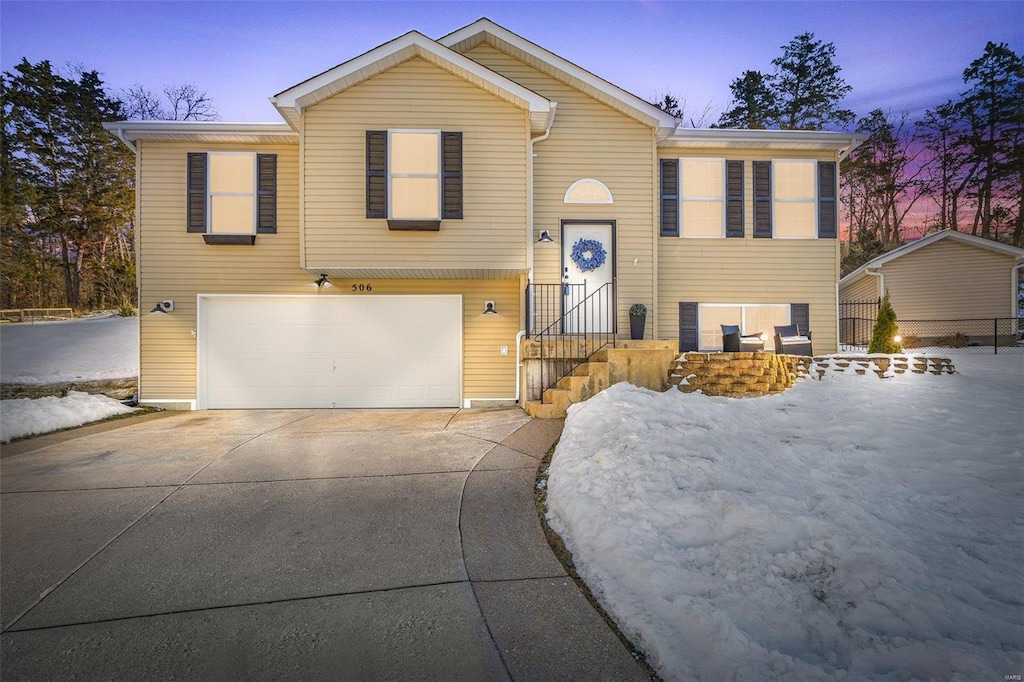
[538,230,554,243]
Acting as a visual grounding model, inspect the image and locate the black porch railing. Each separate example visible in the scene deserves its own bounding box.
[524,279,617,401]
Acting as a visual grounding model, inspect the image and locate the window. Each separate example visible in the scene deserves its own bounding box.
[187,152,276,244]
[698,304,791,351]
[661,159,743,238]
[564,178,613,204]
[366,130,462,229]
[772,159,817,239]
[680,159,724,237]
[209,153,256,233]
[389,131,440,220]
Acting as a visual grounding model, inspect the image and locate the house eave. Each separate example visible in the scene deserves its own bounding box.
[439,18,679,136]
[271,30,552,133]
[102,121,299,145]
[662,129,868,158]
[839,229,1024,288]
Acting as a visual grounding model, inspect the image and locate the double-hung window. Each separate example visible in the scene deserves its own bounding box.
[680,159,725,238]
[772,159,817,239]
[187,151,276,244]
[389,130,441,220]
[366,130,462,230]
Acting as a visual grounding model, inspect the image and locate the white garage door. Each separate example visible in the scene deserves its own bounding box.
[198,295,462,409]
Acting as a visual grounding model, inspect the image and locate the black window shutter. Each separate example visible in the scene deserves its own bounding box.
[366,131,387,218]
[256,154,277,234]
[679,302,699,351]
[441,131,463,219]
[660,159,679,237]
[753,161,771,238]
[726,160,744,238]
[818,161,837,238]
[187,152,207,233]
[791,303,810,335]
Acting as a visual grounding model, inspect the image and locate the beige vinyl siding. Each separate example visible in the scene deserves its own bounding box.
[881,239,1017,319]
[463,43,657,338]
[136,141,517,403]
[839,274,880,303]
[302,57,528,272]
[657,149,841,352]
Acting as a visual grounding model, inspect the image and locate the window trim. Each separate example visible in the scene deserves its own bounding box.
[678,157,727,239]
[387,129,442,221]
[207,151,258,235]
[771,158,818,240]
[697,303,792,351]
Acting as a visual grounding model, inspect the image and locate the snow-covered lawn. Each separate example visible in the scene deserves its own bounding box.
[1,391,136,442]
[1,313,139,441]
[0,313,138,384]
[547,355,1024,681]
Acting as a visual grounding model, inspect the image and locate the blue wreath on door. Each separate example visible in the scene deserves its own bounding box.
[570,238,607,272]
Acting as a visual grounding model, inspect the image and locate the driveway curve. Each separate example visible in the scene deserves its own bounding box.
[0,408,645,680]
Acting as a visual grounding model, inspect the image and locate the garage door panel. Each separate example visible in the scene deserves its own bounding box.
[199,296,461,409]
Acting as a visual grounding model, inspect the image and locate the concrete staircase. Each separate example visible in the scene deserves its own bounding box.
[523,349,611,419]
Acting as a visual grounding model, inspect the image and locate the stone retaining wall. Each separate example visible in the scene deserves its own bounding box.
[669,352,810,398]
[669,353,955,398]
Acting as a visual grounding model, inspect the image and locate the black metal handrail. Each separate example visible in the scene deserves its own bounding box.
[525,279,617,401]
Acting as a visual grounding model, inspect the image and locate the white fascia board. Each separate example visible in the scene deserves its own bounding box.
[439,18,679,135]
[839,230,1024,287]
[102,121,298,142]
[271,30,551,130]
[664,128,867,157]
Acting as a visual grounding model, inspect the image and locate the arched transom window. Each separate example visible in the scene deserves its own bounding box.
[564,178,613,204]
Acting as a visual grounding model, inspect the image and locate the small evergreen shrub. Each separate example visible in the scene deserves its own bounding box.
[629,303,647,317]
[868,293,901,353]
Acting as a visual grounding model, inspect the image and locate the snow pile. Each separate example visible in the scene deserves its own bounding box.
[1,391,135,442]
[546,355,1024,681]
[0,313,138,384]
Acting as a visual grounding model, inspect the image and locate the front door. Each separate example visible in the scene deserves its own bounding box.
[562,221,615,333]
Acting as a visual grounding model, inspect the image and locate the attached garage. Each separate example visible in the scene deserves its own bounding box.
[197,295,462,409]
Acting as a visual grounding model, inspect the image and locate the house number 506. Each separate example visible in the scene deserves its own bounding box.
[352,283,372,292]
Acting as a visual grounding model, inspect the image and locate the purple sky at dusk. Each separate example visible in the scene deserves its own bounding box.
[2,1,1022,127]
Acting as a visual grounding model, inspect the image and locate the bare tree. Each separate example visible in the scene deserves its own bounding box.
[119,82,218,121]
[652,91,716,128]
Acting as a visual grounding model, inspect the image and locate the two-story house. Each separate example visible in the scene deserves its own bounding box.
[106,18,863,413]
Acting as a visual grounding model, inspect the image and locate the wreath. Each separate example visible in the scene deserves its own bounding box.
[570,238,607,272]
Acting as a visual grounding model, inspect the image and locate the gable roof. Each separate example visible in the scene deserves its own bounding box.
[840,230,1024,288]
[439,18,679,140]
[271,30,553,133]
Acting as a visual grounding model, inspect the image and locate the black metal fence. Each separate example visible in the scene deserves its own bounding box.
[840,309,1024,355]
[524,280,617,401]
[838,299,880,350]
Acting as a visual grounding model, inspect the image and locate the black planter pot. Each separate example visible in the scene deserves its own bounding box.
[630,314,646,340]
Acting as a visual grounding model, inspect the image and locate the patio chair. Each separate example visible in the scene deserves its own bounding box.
[721,324,766,352]
[773,323,813,356]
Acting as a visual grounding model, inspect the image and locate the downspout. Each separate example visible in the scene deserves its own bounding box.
[1012,261,1023,319]
[866,268,885,299]
[519,105,556,404]
[115,128,137,154]
[514,329,526,404]
[527,103,557,279]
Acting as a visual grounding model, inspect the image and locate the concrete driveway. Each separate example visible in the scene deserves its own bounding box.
[0,408,645,680]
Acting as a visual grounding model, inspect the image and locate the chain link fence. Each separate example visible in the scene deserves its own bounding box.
[840,313,1024,354]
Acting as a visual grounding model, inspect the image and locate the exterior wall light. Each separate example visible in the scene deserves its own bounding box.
[315,274,332,289]
[150,300,174,313]
[483,301,498,315]
[537,230,553,243]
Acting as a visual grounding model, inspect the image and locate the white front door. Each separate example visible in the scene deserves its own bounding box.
[562,222,614,333]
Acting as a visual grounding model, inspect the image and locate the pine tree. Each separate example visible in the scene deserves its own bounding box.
[868,293,901,353]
